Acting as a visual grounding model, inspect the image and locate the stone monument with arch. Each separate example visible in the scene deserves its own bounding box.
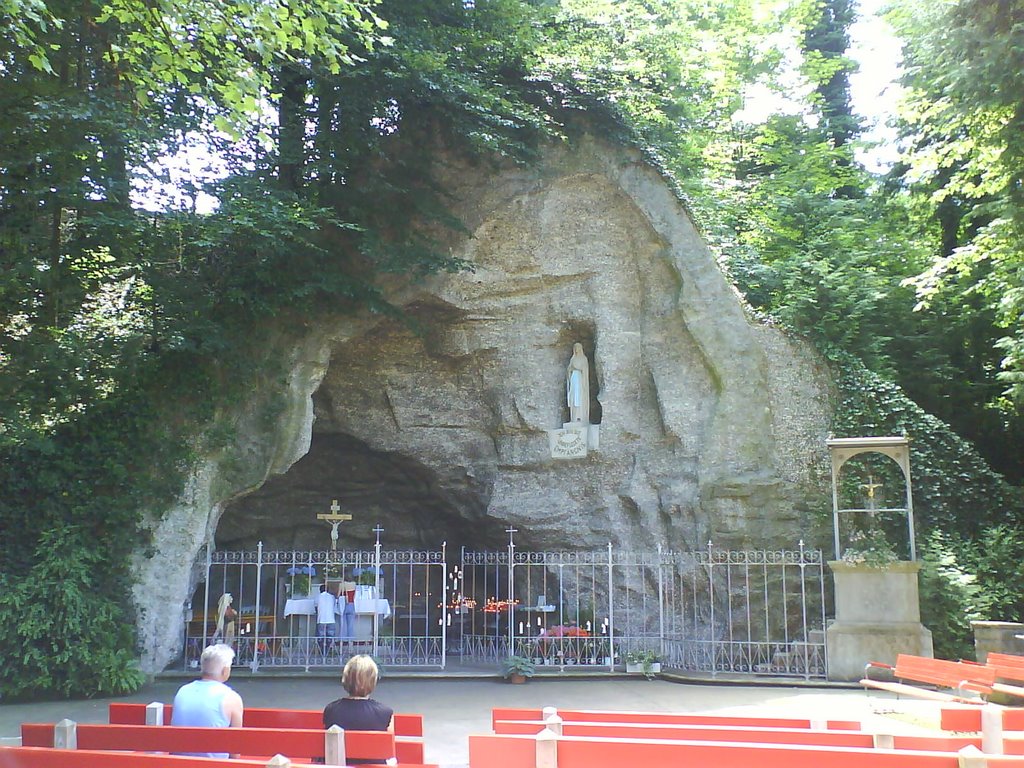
[825,435,933,681]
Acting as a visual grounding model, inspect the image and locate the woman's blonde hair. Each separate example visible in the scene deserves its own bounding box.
[342,654,379,697]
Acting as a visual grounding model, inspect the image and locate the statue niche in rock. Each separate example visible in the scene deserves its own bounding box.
[549,342,599,459]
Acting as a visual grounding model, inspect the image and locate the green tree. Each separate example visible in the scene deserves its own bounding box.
[888,0,1024,412]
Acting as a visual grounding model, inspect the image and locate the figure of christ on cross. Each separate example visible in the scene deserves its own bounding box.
[860,475,883,511]
[318,499,352,552]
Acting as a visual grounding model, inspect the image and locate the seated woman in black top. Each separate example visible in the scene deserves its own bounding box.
[323,654,394,765]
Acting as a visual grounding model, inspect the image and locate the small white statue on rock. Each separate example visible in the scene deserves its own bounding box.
[550,341,599,460]
[566,342,590,425]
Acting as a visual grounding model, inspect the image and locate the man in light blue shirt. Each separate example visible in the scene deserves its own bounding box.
[171,643,244,758]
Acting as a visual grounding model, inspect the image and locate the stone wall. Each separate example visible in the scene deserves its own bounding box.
[133,135,835,673]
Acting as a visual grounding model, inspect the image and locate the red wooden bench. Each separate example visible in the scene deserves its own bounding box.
[862,654,996,703]
[491,717,995,753]
[491,706,861,731]
[943,704,1024,732]
[982,653,1024,698]
[469,731,1015,768]
[108,702,425,763]
[20,721,415,766]
[0,746,293,768]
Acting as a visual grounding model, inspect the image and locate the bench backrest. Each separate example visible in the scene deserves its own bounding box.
[495,720,874,746]
[987,652,1024,668]
[893,654,996,689]
[0,746,277,768]
[492,720,991,754]
[22,723,393,761]
[0,746,440,768]
[984,652,1024,683]
[109,703,423,736]
[108,702,424,762]
[469,732,987,768]
[941,705,1024,733]
[490,708,860,731]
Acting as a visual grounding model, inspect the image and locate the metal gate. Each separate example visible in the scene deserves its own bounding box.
[182,533,826,679]
[456,534,827,679]
[182,536,448,671]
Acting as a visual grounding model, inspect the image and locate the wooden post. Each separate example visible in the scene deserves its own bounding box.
[266,755,293,768]
[53,719,77,750]
[542,706,558,720]
[872,733,895,749]
[958,744,989,768]
[146,702,165,726]
[544,714,563,736]
[325,724,346,766]
[535,727,558,768]
[981,705,1004,754]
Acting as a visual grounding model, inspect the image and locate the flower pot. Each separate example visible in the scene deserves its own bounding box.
[508,673,527,684]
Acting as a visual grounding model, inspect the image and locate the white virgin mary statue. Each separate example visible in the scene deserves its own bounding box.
[565,342,590,425]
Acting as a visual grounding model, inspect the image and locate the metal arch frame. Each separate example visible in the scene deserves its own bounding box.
[826,435,916,561]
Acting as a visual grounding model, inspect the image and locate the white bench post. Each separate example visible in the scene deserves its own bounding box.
[542,706,559,720]
[981,704,1004,754]
[146,702,165,726]
[54,719,77,750]
[872,733,895,749]
[959,744,989,768]
[535,728,558,768]
[324,724,346,766]
[544,714,563,736]
[809,718,828,730]
[265,755,292,768]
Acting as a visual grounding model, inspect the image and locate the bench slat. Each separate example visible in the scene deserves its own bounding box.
[490,707,859,731]
[108,702,425,763]
[859,678,985,704]
[22,723,393,761]
[469,733,985,768]
[0,747,440,768]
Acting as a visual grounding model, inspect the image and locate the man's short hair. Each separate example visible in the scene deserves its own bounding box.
[201,644,235,676]
[342,654,379,697]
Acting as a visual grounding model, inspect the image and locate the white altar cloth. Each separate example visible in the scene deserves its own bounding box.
[284,597,390,619]
[283,598,316,617]
[355,598,391,619]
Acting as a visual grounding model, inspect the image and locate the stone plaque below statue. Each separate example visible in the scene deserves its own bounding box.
[548,424,599,460]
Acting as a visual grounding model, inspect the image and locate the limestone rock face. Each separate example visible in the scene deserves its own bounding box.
[134,136,834,673]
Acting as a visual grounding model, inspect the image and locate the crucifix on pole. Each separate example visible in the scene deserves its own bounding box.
[860,475,883,512]
[318,499,352,552]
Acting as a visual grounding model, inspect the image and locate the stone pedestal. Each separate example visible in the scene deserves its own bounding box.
[972,621,1024,663]
[826,560,933,681]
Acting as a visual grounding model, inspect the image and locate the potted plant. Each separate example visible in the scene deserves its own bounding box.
[502,655,536,684]
[287,565,315,597]
[625,649,661,678]
[841,526,899,567]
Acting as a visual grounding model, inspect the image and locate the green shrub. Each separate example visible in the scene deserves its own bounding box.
[0,525,144,699]
[917,531,984,660]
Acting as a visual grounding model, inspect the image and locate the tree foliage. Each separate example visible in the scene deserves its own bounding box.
[887,0,1024,422]
[2,0,1024,695]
